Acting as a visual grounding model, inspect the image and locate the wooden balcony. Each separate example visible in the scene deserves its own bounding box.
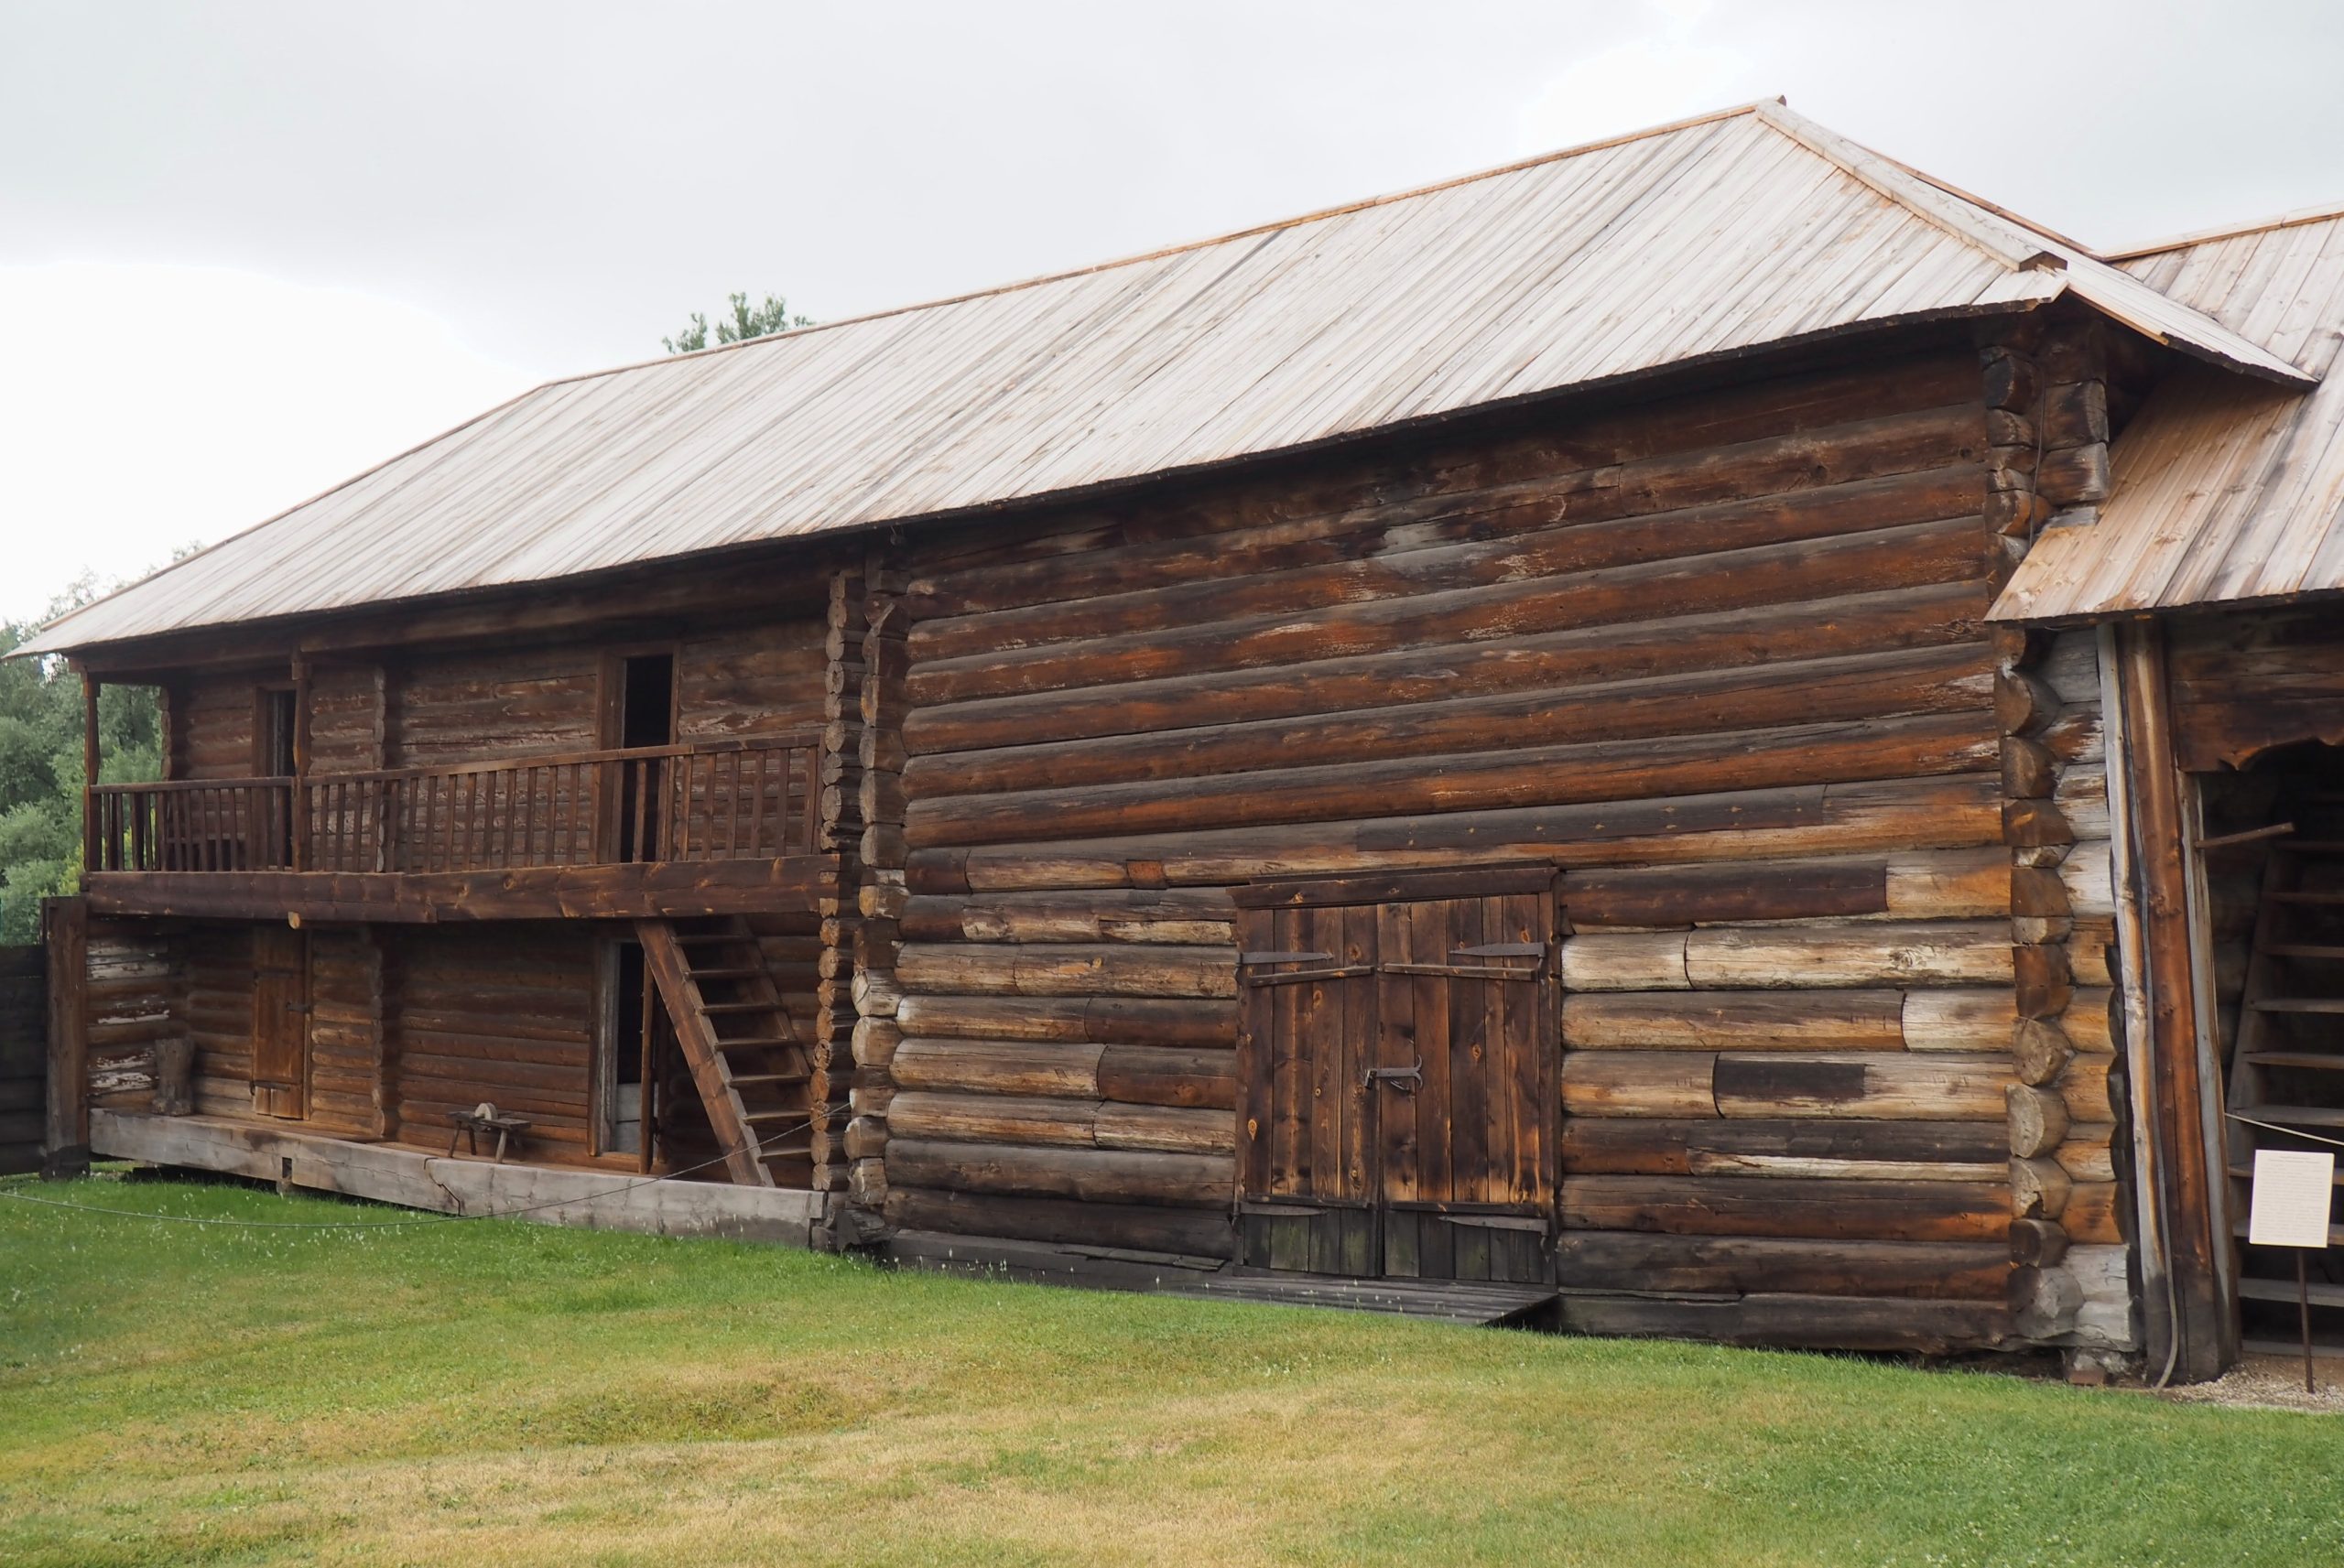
[82,736,837,922]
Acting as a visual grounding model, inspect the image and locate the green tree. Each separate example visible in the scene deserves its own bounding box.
[0,578,163,943]
[663,291,811,354]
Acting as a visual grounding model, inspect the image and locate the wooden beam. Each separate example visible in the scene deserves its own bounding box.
[2115,620,2229,1379]
[40,896,89,1178]
[79,673,99,874]
[82,853,841,924]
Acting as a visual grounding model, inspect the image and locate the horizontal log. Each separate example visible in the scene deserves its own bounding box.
[904,353,1983,599]
[895,945,1237,999]
[1562,990,1904,1051]
[1901,989,2016,1052]
[1561,1175,2010,1241]
[1561,1118,2011,1178]
[913,423,1985,657]
[1686,922,2013,988]
[909,580,1989,755]
[1557,1232,2009,1299]
[1094,1103,1233,1155]
[900,891,1235,946]
[890,1040,1106,1098]
[1097,1045,1235,1109]
[1562,1052,1717,1117]
[914,772,2007,892]
[884,1091,1233,1156]
[894,993,1237,1045]
[2057,1053,2116,1123]
[908,642,1994,800]
[883,1185,1235,1259]
[888,1091,1096,1148]
[1567,856,1885,928]
[1566,922,2014,992]
[885,1137,1232,1207]
[910,514,1988,705]
[1712,1053,2010,1120]
[2063,1181,2124,1245]
[908,711,1999,848]
[2055,1125,2117,1183]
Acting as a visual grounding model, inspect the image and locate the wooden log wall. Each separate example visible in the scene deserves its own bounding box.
[0,946,46,1173]
[173,676,260,779]
[388,924,600,1162]
[679,617,828,741]
[83,919,176,1112]
[856,340,2143,1347]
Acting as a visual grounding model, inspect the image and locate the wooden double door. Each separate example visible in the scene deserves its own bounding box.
[1232,869,1558,1284]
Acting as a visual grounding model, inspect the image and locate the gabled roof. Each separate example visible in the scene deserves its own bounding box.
[25,101,2310,657]
[1993,210,2344,622]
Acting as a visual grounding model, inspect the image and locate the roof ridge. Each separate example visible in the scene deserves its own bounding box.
[1749,102,2062,275]
[526,101,1789,396]
[2107,200,2344,261]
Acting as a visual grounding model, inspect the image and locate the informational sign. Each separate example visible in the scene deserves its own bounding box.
[2249,1149,2338,1249]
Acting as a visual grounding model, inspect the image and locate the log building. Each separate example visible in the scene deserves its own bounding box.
[23,102,2344,1377]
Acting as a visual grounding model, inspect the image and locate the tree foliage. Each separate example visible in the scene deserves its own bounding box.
[0,579,162,943]
[663,291,811,354]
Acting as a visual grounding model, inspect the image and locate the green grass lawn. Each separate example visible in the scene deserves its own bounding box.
[2,1174,2339,1567]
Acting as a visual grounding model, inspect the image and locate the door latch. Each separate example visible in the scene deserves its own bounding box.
[1363,1060,1425,1092]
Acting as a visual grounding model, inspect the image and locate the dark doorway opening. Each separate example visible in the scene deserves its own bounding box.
[613,653,677,860]
[603,938,652,1161]
[258,687,298,777]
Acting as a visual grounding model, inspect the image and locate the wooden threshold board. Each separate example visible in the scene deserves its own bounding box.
[1160,1271,1558,1326]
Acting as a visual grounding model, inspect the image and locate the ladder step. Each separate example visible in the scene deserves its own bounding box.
[2249,998,2344,1014]
[2242,1052,2344,1070]
[2239,1277,2344,1308]
[729,1072,810,1089]
[2233,1103,2344,1128]
[700,1001,777,1015]
[743,1108,808,1124]
[713,1034,797,1051]
[2263,945,2344,960]
[674,932,752,944]
[2238,1224,2344,1246]
[756,1141,813,1159]
[685,966,765,980]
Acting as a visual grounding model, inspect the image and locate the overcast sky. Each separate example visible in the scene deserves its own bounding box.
[5,0,2342,623]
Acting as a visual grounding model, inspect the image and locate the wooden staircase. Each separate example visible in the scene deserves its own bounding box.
[637,916,816,1188]
[2223,837,2344,1346]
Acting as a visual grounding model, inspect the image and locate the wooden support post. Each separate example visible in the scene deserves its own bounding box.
[2116,619,2230,1379]
[290,653,312,871]
[79,671,99,876]
[41,896,89,1179]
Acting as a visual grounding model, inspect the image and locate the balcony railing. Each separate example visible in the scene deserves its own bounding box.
[87,735,823,874]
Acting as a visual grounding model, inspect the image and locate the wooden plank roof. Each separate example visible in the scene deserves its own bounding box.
[26,101,2309,657]
[1994,211,2344,622]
